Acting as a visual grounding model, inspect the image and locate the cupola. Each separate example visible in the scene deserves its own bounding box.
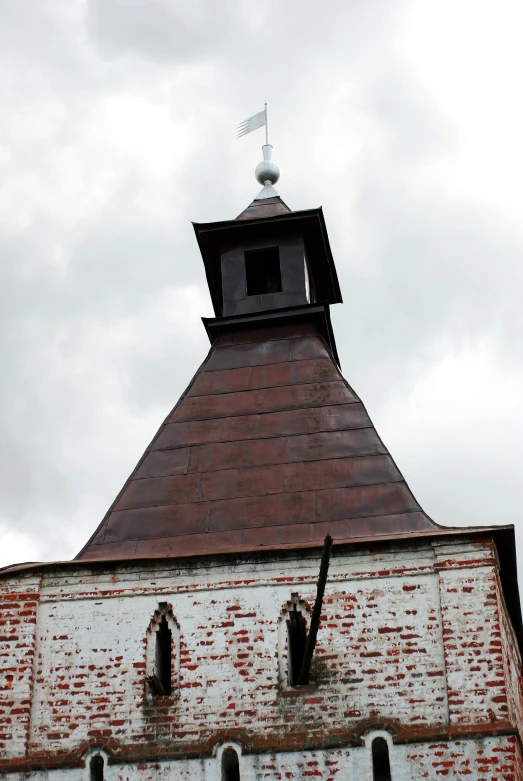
[193,145,343,362]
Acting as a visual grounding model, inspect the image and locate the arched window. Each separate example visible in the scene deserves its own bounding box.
[222,747,240,781]
[278,594,310,687]
[89,754,104,781]
[372,737,392,781]
[145,604,180,697]
[287,602,307,685]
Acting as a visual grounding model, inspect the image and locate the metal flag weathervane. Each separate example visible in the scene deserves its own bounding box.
[237,103,280,201]
[237,103,269,145]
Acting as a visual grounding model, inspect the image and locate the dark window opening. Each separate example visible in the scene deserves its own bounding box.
[222,748,240,781]
[245,247,282,296]
[372,737,392,781]
[90,755,104,781]
[287,604,307,685]
[148,614,172,696]
[156,614,172,695]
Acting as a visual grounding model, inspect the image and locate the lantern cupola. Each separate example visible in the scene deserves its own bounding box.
[193,146,343,362]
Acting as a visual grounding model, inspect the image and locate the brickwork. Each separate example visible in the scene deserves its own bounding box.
[0,536,521,774]
[435,539,511,725]
[403,734,523,780]
[499,574,523,740]
[1,736,522,781]
[0,573,40,759]
[25,544,447,758]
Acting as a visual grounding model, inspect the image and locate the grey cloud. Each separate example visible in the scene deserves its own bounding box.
[85,0,401,70]
[86,0,229,63]
[0,0,522,571]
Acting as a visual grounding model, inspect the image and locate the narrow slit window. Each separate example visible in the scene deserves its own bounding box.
[287,604,307,685]
[90,755,104,781]
[372,737,392,781]
[222,748,240,781]
[145,605,180,699]
[245,247,282,296]
[154,614,172,695]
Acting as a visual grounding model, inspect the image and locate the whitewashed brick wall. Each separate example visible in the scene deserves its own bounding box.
[1,536,522,779]
[2,737,522,781]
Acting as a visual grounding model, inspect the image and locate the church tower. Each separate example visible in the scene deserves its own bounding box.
[1,142,523,780]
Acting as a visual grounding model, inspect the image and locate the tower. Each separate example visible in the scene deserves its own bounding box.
[1,144,523,781]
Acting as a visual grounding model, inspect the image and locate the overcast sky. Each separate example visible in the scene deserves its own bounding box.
[1,0,523,573]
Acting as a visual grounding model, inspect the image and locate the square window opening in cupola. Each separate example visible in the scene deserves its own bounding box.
[245,247,282,296]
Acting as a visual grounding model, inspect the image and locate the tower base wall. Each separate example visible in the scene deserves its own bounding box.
[2,737,522,781]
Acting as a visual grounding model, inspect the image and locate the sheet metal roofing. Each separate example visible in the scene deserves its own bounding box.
[76,321,440,562]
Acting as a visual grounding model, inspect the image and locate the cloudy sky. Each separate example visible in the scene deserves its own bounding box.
[1,0,523,572]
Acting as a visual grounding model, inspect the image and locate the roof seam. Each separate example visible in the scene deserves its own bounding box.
[189,373,340,398]
[97,509,430,545]
[211,333,318,349]
[107,476,412,521]
[202,353,331,372]
[163,400,362,430]
[132,445,388,481]
[169,397,359,425]
[181,379,348,402]
[152,423,373,454]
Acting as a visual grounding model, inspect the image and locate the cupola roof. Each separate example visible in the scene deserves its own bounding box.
[235,195,291,221]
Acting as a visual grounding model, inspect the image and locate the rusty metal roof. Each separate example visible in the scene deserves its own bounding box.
[76,321,440,562]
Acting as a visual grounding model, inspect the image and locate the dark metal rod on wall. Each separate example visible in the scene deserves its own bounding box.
[298,534,333,685]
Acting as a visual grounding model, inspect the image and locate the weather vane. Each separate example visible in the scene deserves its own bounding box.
[237,102,270,145]
[237,103,280,199]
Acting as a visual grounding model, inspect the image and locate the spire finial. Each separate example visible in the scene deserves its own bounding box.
[237,103,281,200]
[254,143,280,199]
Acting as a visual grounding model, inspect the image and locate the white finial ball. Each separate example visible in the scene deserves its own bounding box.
[255,159,280,186]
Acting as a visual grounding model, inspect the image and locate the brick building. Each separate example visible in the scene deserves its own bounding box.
[1,147,523,779]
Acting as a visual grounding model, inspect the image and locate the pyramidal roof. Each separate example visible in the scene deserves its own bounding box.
[235,195,292,221]
[77,321,438,562]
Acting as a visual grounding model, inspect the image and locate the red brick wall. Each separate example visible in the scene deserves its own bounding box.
[498,573,523,740]
[435,538,516,726]
[1,736,521,781]
[0,574,39,759]
[404,734,523,780]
